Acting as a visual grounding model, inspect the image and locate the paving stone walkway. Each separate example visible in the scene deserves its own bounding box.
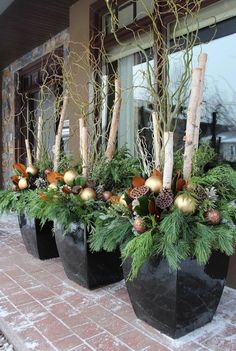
[0,214,236,351]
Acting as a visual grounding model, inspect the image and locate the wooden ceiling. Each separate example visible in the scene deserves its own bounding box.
[0,0,78,71]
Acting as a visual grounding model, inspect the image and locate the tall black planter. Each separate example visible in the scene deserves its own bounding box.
[123,252,229,339]
[18,214,59,260]
[54,222,123,289]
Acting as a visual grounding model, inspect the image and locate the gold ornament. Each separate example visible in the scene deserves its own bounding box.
[102,191,113,201]
[26,165,38,176]
[206,209,221,225]
[64,170,79,186]
[119,194,128,207]
[80,187,96,201]
[174,194,196,214]
[18,178,28,190]
[145,176,162,193]
[133,217,146,233]
[48,183,57,190]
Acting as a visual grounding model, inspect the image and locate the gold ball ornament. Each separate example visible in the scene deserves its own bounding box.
[145,176,162,193]
[119,194,128,207]
[18,178,28,190]
[64,170,79,186]
[174,194,196,214]
[133,217,146,233]
[80,187,96,201]
[206,209,221,225]
[26,165,38,176]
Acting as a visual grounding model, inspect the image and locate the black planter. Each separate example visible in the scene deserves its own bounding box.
[123,252,229,339]
[18,214,59,260]
[54,222,123,289]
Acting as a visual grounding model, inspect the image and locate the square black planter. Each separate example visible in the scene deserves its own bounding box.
[54,222,123,289]
[123,251,229,339]
[18,214,59,260]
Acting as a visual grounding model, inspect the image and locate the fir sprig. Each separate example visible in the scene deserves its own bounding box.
[122,231,157,280]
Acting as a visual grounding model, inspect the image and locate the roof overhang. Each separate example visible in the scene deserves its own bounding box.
[0,0,78,71]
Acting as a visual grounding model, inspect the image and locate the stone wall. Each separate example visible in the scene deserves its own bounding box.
[1,29,69,188]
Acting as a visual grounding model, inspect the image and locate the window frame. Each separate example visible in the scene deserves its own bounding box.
[14,48,63,164]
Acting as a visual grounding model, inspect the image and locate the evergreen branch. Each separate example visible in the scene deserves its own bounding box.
[122,231,156,280]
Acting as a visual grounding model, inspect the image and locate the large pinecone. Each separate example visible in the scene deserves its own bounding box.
[96,184,105,201]
[195,186,207,201]
[155,189,174,209]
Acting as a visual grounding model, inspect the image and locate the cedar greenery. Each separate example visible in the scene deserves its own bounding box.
[91,147,141,191]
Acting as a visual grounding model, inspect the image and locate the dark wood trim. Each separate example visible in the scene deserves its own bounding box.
[90,0,222,50]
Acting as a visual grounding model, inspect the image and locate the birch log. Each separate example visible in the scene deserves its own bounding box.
[36,115,43,161]
[79,118,84,160]
[25,139,33,166]
[152,111,161,169]
[80,118,89,177]
[183,68,203,181]
[105,76,122,160]
[163,131,174,189]
[193,53,208,150]
[53,94,69,171]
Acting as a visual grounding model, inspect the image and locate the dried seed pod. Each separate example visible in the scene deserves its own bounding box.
[156,189,174,209]
[129,185,149,199]
[109,195,121,204]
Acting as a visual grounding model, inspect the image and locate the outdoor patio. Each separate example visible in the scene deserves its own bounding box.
[0,214,236,351]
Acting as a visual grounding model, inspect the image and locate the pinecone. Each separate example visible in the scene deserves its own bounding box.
[105,178,114,191]
[205,187,218,202]
[155,189,174,209]
[34,177,47,189]
[130,186,149,199]
[96,184,105,201]
[195,186,207,201]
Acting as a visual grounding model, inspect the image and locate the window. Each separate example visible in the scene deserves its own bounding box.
[15,51,63,164]
[170,18,236,166]
[102,0,153,34]
[100,0,236,169]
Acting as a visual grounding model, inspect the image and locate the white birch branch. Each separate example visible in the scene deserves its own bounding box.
[163,131,174,189]
[152,111,161,169]
[183,68,203,181]
[25,139,33,166]
[80,118,89,177]
[36,115,43,162]
[105,76,122,160]
[193,53,208,150]
[54,94,69,171]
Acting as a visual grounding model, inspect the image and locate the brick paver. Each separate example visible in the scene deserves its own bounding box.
[0,214,236,351]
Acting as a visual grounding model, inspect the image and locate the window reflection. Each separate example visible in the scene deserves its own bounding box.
[103,19,236,169]
[170,32,236,166]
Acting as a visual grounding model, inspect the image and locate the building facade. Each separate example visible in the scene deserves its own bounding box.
[1,0,236,286]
